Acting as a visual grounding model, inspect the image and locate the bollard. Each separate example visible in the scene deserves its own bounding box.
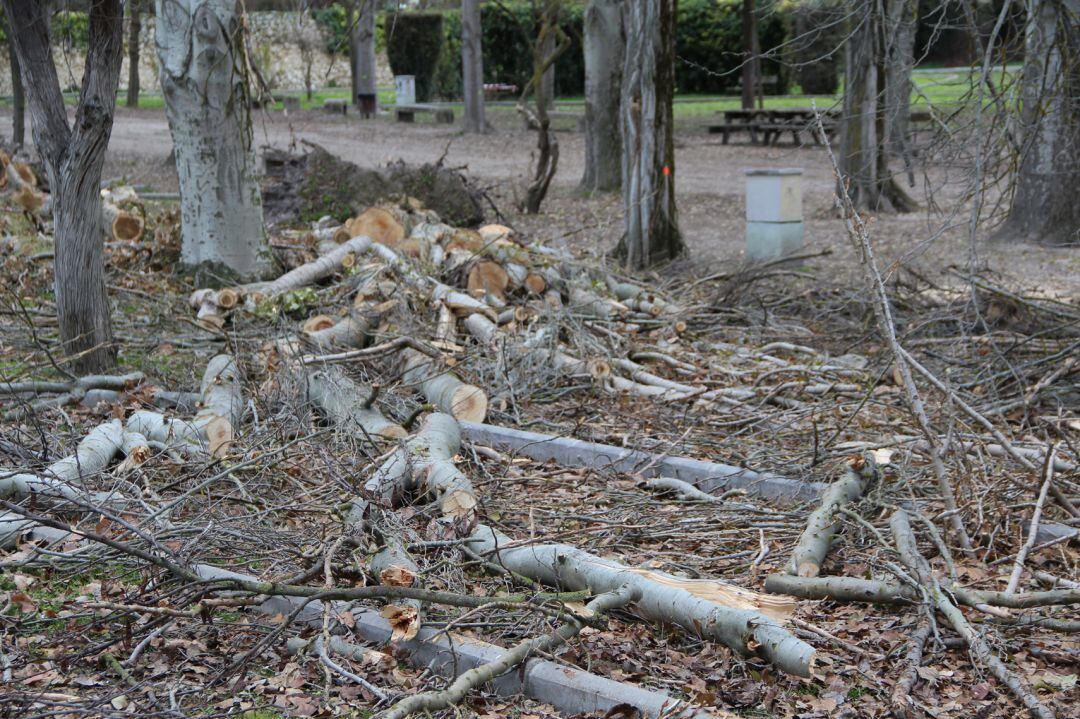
[745,168,804,261]
[394,75,416,106]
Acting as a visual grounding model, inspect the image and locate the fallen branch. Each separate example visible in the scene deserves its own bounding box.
[890,509,1056,719]
[469,524,813,676]
[788,454,877,577]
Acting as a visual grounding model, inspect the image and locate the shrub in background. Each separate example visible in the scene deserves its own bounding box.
[789,1,842,95]
[384,12,445,102]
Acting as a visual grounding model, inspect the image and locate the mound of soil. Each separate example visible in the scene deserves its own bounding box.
[262,144,485,227]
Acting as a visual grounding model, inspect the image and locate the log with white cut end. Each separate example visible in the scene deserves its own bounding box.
[468,523,813,676]
[788,454,877,578]
[399,348,488,423]
[365,412,478,523]
[305,365,407,440]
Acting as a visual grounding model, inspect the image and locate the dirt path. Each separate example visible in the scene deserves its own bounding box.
[3,107,1077,295]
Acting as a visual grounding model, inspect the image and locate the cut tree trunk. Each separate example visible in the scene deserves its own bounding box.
[616,0,684,268]
[837,1,916,212]
[398,348,488,423]
[2,0,124,373]
[305,365,407,440]
[998,0,1080,245]
[469,524,814,676]
[580,0,624,193]
[461,0,486,133]
[127,0,141,107]
[364,412,478,524]
[354,0,377,109]
[155,0,275,281]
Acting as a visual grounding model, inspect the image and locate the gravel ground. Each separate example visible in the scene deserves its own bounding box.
[3,106,1076,297]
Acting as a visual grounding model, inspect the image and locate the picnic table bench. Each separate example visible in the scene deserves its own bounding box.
[395,103,455,124]
[323,98,348,115]
[709,108,838,146]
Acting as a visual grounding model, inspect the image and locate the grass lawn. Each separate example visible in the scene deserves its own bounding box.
[0,65,1012,122]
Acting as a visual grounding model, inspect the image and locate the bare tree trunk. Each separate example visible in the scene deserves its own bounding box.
[518,0,569,214]
[461,0,486,133]
[155,0,275,282]
[355,0,377,109]
[580,0,624,193]
[2,0,122,373]
[884,0,916,154]
[347,1,358,103]
[740,0,757,110]
[6,30,23,147]
[126,0,141,107]
[615,0,683,269]
[540,12,556,110]
[837,0,915,212]
[999,0,1080,245]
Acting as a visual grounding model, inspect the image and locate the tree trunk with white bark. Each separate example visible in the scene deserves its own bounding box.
[580,0,624,193]
[461,0,486,133]
[155,0,275,281]
[615,0,684,268]
[999,0,1080,245]
[3,0,123,373]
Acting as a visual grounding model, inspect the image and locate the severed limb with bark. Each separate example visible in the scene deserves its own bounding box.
[469,524,814,676]
[890,509,1056,719]
[372,584,723,719]
[370,529,423,642]
[188,236,376,323]
[306,365,406,440]
[764,572,1079,609]
[398,348,487,423]
[125,354,242,457]
[365,412,478,526]
[787,454,877,577]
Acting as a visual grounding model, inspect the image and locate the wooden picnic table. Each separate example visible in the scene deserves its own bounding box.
[710,108,837,146]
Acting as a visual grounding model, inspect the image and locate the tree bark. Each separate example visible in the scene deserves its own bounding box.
[3,0,123,373]
[127,0,142,107]
[461,0,486,133]
[740,0,758,110]
[883,0,917,154]
[580,0,624,193]
[615,0,684,269]
[837,0,916,212]
[999,0,1080,245]
[5,19,24,147]
[539,9,557,110]
[155,0,275,281]
[354,0,377,108]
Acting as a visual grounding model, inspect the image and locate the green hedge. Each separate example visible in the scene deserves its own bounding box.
[384,12,445,102]
[427,0,790,100]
